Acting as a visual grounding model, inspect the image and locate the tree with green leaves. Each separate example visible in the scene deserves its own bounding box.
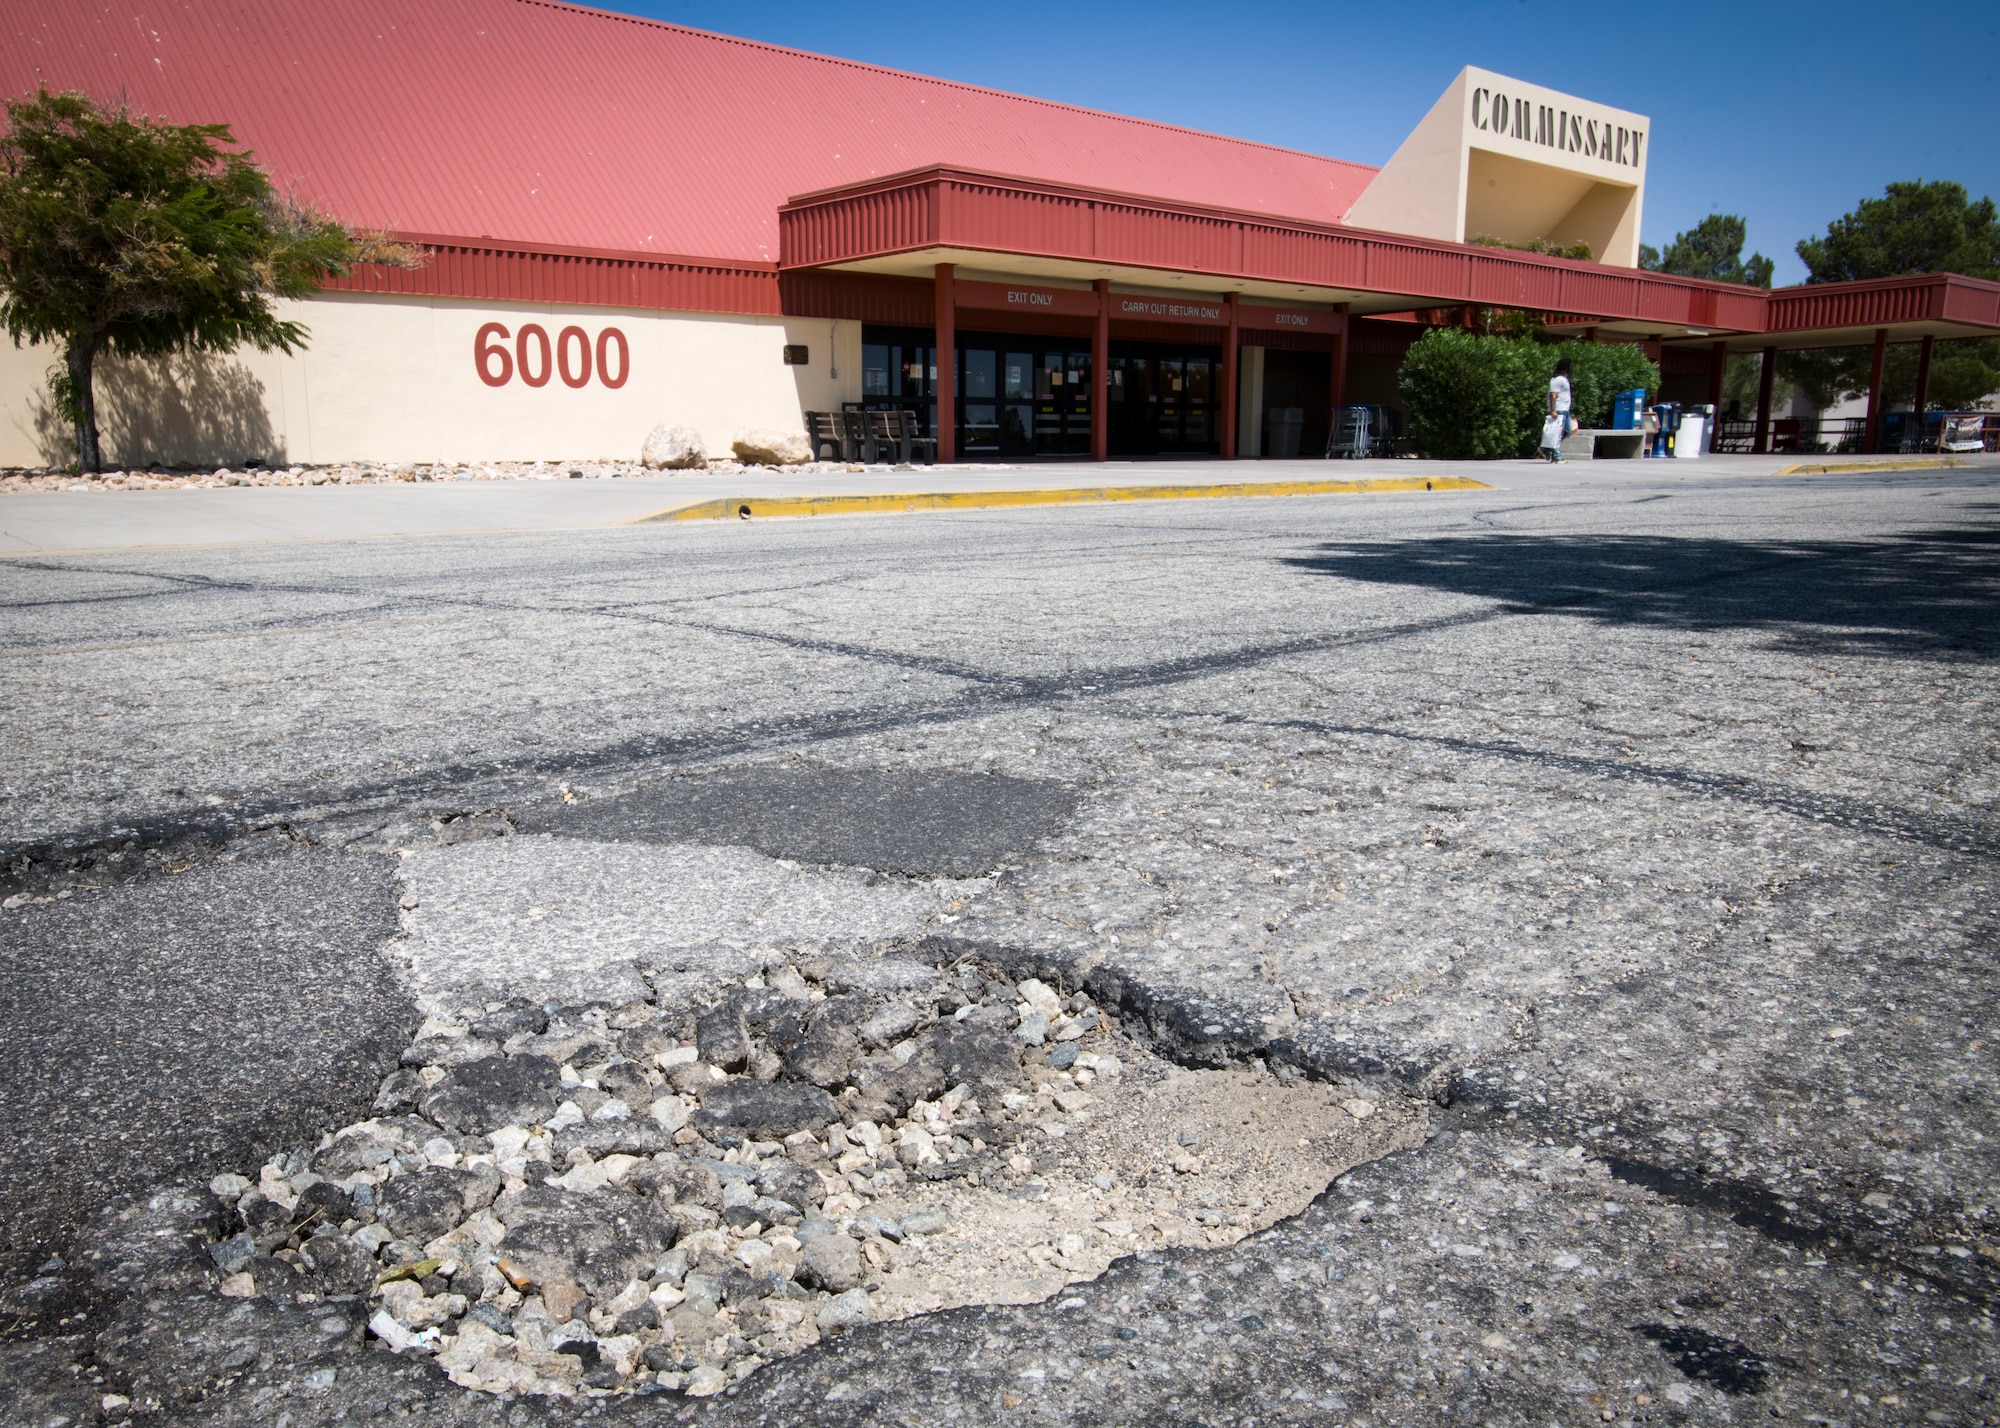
[1797,180,2000,283]
[0,90,412,471]
[1782,180,2000,414]
[1638,214,1774,288]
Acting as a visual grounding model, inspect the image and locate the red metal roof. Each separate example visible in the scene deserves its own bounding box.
[1,0,1379,266]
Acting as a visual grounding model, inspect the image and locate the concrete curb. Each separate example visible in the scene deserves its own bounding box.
[627,474,1492,523]
[1770,455,1973,476]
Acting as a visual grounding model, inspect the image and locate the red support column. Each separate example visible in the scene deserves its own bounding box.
[1863,327,1889,454]
[1752,344,1777,454]
[1091,279,1110,463]
[1329,306,1350,451]
[1913,334,1936,448]
[1219,293,1239,461]
[933,263,955,464]
[1706,340,1728,413]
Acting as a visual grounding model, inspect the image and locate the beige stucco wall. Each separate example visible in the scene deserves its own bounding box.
[0,292,863,469]
[1345,65,1648,267]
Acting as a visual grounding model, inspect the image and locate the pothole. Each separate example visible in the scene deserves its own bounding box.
[192,950,1426,1400]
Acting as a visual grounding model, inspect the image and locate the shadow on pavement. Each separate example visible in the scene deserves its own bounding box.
[1286,528,2000,657]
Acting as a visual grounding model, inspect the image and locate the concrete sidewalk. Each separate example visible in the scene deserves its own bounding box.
[1,451,1991,554]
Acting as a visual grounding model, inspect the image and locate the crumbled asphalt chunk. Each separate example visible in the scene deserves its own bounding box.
[290,1178,354,1232]
[470,1003,548,1042]
[374,1166,499,1243]
[419,1053,560,1133]
[696,986,798,1071]
[494,1184,678,1305]
[692,1080,841,1138]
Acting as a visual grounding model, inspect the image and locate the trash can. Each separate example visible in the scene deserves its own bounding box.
[1676,404,1712,459]
[1612,389,1647,430]
[1264,407,1304,459]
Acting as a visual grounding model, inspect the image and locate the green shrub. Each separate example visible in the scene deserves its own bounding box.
[1397,329,1544,459]
[1545,340,1659,430]
[1398,330,1660,458]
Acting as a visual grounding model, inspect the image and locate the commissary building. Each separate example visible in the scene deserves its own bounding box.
[3,0,1997,467]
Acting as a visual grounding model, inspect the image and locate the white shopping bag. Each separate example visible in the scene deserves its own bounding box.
[1541,416,1564,451]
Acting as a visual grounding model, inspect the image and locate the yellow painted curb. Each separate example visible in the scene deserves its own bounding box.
[630,474,1491,524]
[1770,456,1972,476]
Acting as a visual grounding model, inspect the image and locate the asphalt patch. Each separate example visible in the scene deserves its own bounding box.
[523,767,1077,876]
[0,850,412,1293]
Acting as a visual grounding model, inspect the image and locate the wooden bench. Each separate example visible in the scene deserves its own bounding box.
[867,408,937,465]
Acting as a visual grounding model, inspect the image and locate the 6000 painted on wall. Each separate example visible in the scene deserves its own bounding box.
[475,323,629,389]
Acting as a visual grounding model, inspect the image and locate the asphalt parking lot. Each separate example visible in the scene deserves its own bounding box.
[2,464,1996,1426]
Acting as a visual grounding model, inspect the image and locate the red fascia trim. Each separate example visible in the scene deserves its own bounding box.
[776,167,1766,330]
[1765,272,2000,334]
[381,231,779,273]
[322,233,781,316]
[785,165,1357,234]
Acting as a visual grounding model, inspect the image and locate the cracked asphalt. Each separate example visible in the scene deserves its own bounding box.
[2,465,1997,1425]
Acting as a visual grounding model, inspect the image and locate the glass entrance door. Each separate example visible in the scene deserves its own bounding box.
[961,333,1091,459]
[860,326,938,444]
[1108,340,1222,456]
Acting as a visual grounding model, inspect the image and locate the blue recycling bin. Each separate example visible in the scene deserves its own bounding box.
[1612,389,1647,430]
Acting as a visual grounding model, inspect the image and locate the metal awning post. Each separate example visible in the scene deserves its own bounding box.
[1091,279,1110,463]
[1752,345,1777,454]
[1330,304,1350,429]
[1219,293,1238,461]
[934,263,956,463]
[1913,334,1936,444]
[1862,327,1889,453]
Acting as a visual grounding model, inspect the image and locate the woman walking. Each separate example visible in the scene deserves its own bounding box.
[1544,357,1574,462]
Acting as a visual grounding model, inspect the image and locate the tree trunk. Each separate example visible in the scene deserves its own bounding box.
[67,335,100,473]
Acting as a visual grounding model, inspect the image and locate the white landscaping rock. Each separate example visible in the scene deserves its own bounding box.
[730,429,813,465]
[640,425,707,469]
[815,1286,873,1333]
[683,1364,730,1397]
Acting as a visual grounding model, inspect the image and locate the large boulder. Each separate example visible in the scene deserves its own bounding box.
[640,424,707,469]
[730,429,813,465]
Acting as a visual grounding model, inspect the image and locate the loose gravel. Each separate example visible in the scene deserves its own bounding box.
[186,943,1421,1400]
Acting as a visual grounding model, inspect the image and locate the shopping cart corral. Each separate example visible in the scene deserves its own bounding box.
[1328,404,1401,458]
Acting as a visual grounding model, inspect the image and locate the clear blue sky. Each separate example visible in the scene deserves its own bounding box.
[621,0,1998,286]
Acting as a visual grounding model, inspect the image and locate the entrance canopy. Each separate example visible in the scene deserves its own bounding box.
[780,166,2000,354]
[780,166,1763,338]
